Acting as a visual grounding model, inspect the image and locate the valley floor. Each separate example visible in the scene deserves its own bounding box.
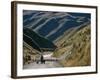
[23,52,62,69]
[23,61,62,69]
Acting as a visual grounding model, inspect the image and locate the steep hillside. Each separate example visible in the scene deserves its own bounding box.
[23,28,57,51]
[23,41,40,65]
[53,25,91,67]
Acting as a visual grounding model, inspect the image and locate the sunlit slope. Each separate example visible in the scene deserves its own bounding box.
[53,25,91,67]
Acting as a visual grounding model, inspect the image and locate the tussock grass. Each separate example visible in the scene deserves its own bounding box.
[53,25,91,67]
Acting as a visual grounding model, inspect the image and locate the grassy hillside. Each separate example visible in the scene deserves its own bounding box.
[23,41,40,65]
[53,25,91,67]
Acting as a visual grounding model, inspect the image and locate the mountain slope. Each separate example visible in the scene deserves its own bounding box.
[23,10,90,41]
[23,28,57,51]
[53,24,91,67]
[23,41,40,65]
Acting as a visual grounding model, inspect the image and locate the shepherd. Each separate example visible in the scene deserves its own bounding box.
[40,55,45,64]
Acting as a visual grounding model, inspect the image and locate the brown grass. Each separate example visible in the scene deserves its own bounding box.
[53,25,91,67]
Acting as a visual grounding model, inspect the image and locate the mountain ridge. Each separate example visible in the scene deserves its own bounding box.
[23,10,90,41]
